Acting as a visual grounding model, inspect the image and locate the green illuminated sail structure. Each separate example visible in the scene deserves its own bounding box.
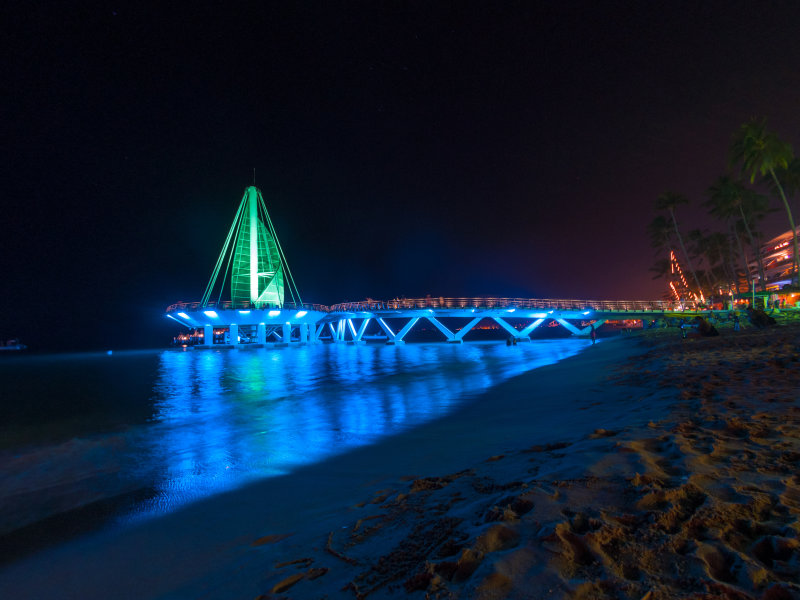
[200,186,302,308]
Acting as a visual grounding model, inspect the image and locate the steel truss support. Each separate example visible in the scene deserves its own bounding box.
[391,317,419,344]
[454,316,482,341]
[578,319,606,336]
[329,321,344,343]
[376,317,396,343]
[492,317,530,341]
[556,319,607,336]
[316,313,611,345]
[555,319,582,335]
[346,318,371,344]
[425,316,457,342]
[356,318,371,341]
[519,318,546,337]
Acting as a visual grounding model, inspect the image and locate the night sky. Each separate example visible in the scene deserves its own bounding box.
[3,1,800,351]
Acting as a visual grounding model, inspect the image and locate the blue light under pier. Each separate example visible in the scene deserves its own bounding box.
[166,297,690,347]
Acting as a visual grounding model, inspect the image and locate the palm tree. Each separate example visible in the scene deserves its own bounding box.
[648,216,697,301]
[740,187,773,287]
[705,177,749,291]
[705,176,770,291]
[686,229,719,298]
[649,258,672,280]
[728,223,750,294]
[655,191,704,298]
[706,231,738,293]
[646,215,674,254]
[691,226,747,298]
[686,229,709,294]
[733,219,756,292]
[773,156,800,211]
[730,118,798,285]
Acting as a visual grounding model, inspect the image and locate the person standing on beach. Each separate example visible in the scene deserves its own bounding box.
[590,324,597,344]
[733,313,740,331]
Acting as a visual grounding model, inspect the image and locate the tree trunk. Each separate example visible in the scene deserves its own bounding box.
[703,269,716,301]
[770,168,800,287]
[669,208,704,301]
[729,222,749,293]
[737,243,752,295]
[738,205,768,291]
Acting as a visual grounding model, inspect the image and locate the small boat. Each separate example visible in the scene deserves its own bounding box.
[0,339,27,352]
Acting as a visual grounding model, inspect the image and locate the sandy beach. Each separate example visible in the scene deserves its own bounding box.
[1,322,799,599]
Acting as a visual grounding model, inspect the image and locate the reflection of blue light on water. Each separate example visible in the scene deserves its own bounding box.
[123,340,584,523]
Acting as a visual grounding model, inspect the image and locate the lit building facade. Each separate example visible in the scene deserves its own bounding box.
[751,228,800,291]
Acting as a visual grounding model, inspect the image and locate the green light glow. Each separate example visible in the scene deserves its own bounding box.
[231,187,284,307]
[201,186,302,309]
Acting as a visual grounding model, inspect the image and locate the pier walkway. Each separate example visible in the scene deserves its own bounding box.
[323,297,699,345]
[166,296,752,347]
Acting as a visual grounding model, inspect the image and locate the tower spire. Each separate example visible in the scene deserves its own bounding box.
[201,186,301,309]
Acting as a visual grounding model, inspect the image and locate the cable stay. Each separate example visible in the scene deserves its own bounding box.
[200,186,303,309]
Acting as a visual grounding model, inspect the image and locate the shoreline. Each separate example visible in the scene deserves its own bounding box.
[0,335,653,598]
[1,326,798,598]
[0,339,588,559]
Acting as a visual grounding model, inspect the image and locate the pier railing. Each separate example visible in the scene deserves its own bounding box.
[327,297,682,312]
[165,300,330,313]
[167,297,686,315]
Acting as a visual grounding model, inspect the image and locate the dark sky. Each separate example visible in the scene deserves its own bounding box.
[3,1,800,350]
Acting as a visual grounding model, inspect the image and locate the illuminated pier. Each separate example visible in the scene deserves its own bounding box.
[168,293,692,347]
[166,186,764,347]
[319,298,673,344]
[166,186,327,346]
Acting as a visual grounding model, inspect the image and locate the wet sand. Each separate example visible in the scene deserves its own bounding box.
[1,323,799,599]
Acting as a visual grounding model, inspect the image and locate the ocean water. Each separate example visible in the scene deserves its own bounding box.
[0,340,586,556]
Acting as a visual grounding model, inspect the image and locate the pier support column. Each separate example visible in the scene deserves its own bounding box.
[555,318,583,336]
[493,317,528,342]
[337,319,346,343]
[454,316,482,342]
[377,317,401,345]
[519,318,545,337]
[279,322,291,347]
[203,324,213,347]
[393,317,419,344]
[576,319,607,336]
[300,323,309,344]
[347,318,367,344]
[229,323,239,346]
[257,323,266,345]
[329,322,341,343]
[426,316,456,342]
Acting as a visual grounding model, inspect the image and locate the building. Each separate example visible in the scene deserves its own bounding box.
[752,228,799,291]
